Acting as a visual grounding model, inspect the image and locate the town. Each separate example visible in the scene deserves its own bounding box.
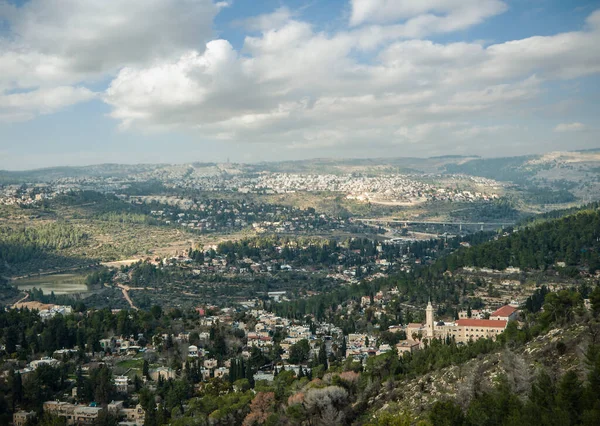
[5,291,521,426]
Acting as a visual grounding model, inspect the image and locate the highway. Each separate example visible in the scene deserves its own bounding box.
[357,219,515,227]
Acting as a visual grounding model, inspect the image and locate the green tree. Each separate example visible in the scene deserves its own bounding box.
[288,339,310,364]
[430,400,465,426]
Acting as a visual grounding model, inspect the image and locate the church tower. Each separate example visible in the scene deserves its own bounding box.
[426,299,434,338]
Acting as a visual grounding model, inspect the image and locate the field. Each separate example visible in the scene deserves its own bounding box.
[13,272,90,295]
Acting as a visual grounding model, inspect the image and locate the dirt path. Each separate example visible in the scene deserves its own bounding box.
[12,292,29,309]
[117,284,139,311]
[116,284,156,310]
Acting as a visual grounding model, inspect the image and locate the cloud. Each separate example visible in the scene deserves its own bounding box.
[554,122,586,132]
[349,0,508,34]
[0,0,219,120]
[0,86,96,121]
[102,9,600,154]
[0,1,599,157]
[4,0,218,76]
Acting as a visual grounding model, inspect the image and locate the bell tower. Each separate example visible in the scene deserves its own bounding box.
[426,298,434,338]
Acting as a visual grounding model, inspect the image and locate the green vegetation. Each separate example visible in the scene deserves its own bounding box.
[441,207,600,272]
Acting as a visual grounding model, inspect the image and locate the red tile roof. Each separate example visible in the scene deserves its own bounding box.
[456,319,507,328]
[491,305,517,318]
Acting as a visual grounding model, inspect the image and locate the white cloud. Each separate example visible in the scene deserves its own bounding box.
[349,0,508,36]
[0,1,599,157]
[102,9,600,154]
[0,0,219,120]
[5,0,218,76]
[0,86,96,121]
[554,122,586,132]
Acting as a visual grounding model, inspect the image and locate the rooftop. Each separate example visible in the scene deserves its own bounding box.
[491,305,518,317]
[456,319,508,328]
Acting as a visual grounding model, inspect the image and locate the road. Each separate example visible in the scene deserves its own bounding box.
[117,284,139,311]
[357,219,515,227]
[115,284,156,310]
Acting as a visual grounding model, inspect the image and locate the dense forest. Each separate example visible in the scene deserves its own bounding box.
[440,208,600,272]
[0,223,91,275]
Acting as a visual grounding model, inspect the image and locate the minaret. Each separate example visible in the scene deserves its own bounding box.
[426,298,434,338]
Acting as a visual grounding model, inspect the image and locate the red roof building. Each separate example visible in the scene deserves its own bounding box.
[490,305,518,321]
[456,319,508,328]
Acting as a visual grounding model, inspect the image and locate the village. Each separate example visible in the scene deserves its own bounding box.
[6,285,522,426]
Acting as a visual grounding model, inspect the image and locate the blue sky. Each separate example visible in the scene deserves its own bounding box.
[0,0,599,170]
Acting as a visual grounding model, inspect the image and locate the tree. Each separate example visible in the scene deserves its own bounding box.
[242,392,275,426]
[557,370,583,424]
[430,400,465,426]
[303,386,349,426]
[288,339,310,364]
[246,359,255,388]
[75,366,87,403]
[318,342,328,371]
[91,366,115,405]
[143,360,150,380]
[9,370,23,410]
[590,285,600,318]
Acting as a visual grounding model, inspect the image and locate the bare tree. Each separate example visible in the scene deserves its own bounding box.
[303,386,349,426]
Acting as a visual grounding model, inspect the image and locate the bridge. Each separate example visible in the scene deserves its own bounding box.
[357,218,515,231]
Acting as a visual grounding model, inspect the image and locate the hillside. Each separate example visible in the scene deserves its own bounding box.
[367,322,593,423]
[445,151,600,201]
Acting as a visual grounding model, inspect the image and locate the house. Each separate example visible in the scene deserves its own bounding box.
[203,359,218,369]
[214,367,228,378]
[490,305,518,322]
[119,404,145,425]
[188,345,199,357]
[29,357,60,370]
[74,406,103,425]
[43,402,104,425]
[267,291,286,301]
[99,339,114,351]
[396,340,420,355]
[150,367,176,381]
[114,375,129,393]
[13,411,36,426]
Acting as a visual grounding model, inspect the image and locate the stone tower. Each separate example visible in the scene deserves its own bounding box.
[426,299,434,338]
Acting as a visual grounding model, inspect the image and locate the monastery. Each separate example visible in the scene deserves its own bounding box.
[405,301,514,344]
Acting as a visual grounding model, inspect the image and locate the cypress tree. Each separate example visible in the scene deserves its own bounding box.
[246,360,255,388]
[318,342,328,370]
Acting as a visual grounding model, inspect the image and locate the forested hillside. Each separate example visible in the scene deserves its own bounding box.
[440,207,600,272]
[0,223,90,275]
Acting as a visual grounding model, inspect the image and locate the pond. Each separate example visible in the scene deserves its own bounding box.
[14,273,90,295]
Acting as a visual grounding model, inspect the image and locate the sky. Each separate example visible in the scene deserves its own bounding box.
[0,0,599,170]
